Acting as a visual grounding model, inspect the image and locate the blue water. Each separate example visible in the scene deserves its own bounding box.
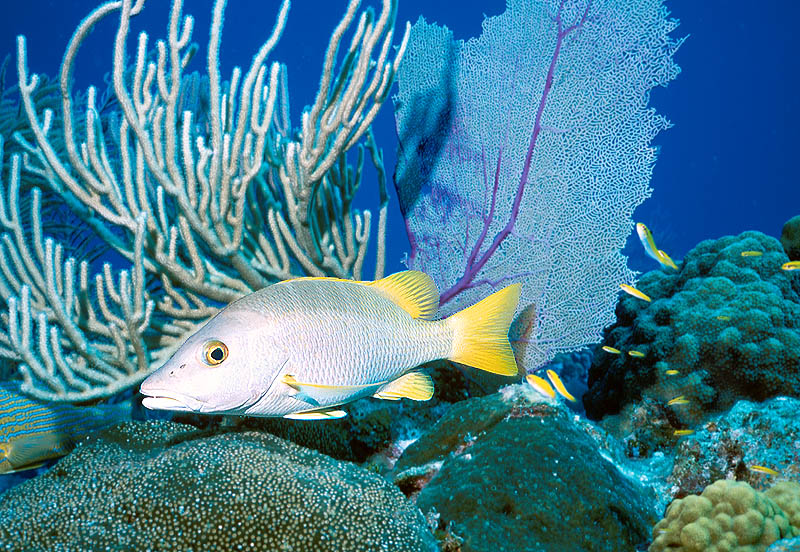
[5,0,797,275]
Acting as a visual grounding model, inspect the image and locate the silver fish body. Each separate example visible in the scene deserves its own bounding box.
[141,271,520,419]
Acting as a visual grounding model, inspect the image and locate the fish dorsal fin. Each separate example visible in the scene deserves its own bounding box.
[368,271,439,320]
[373,371,434,401]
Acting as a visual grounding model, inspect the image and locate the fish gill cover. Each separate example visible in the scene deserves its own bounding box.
[393,0,682,371]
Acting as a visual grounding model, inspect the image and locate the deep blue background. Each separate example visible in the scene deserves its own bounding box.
[3,0,798,275]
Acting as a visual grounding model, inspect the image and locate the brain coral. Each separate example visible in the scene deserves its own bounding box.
[0,421,436,551]
[584,231,800,424]
[649,479,798,552]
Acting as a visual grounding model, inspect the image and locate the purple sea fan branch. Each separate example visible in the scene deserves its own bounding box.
[440,0,589,306]
[393,0,681,370]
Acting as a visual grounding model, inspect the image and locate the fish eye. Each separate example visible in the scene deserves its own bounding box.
[202,340,228,366]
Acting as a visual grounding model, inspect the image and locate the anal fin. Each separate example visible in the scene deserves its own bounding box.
[284,408,348,421]
[373,371,434,401]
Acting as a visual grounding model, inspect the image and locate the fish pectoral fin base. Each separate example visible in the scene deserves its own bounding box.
[283,408,348,421]
[368,271,439,320]
[373,372,434,401]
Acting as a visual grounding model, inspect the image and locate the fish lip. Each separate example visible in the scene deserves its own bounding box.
[139,389,202,412]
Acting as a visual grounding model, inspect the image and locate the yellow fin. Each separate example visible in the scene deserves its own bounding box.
[374,372,434,401]
[446,283,521,376]
[368,271,439,320]
[284,409,348,420]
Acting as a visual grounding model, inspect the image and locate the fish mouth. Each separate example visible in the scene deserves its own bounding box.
[139,390,202,412]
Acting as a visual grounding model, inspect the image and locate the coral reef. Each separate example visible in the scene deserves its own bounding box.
[649,480,798,552]
[781,215,800,261]
[667,397,800,499]
[0,420,436,551]
[584,231,800,424]
[393,384,658,552]
[2,0,407,401]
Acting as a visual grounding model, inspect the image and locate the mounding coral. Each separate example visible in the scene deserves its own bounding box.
[649,479,799,552]
[0,421,436,551]
[393,384,658,552]
[584,231,800,424]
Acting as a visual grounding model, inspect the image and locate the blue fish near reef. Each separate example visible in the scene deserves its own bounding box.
[141,271,521,419]
[0,383,130,474]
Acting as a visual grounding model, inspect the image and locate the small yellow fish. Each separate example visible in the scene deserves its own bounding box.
[628,350,645,358]
[749,465,781,476]
[636,223,678,270]
[526,374,555,399]
[740,250,763,257]
[656,249,679,270]
[673,429,694,436]
[668,398,690,406]
[601,346,621,354]
[546,370,576,402]
[716,315,731,321]
[619,284,651,302]
[141,271,521,419]
[782,261,800,271]
[665,369,680,376]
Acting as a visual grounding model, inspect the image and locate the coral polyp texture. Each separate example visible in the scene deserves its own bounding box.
[0,421,436,551]
[649,480,798,552]
[584,231,800,424]
[393,0,681,372]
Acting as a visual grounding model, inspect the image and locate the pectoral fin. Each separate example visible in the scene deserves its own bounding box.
[373,371,434,401]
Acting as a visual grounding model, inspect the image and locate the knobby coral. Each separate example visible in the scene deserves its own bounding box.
[1,0,409,401]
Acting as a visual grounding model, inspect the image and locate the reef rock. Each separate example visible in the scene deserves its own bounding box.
[584,231,800,425]
[393,384,658,552]
[0,421,436,551]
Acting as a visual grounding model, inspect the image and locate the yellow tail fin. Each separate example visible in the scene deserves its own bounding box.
[446,283,522,376]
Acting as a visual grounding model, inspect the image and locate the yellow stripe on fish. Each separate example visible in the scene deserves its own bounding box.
[636,223,678,270]
[749,465,781,476]
[601,346,621,354]
[782,261,800,271]
[628,350,645,358]
[0,383,129,474]
[620,284,651,302]
[140,271,522,419]
[740,250,763,257]
[526,374,555,399]
[545,370,576,402]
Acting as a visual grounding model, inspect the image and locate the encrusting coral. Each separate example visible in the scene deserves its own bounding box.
[584,231,800,425]
[0,421,436,551]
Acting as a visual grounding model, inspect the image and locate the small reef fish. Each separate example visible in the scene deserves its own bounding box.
[0,383,129,474]
[619,284,651,302]
[665,369,680,376]
[667,396,690,406]
[601,346,621,354]
[782,261,800,271]
[636,223,678,270]
[740,251,763,257]
[141,271,521,419]
[526,374,556,399]
[545,370,576,402]
[673,429,695,436]
[716,315,731,321]
[628,350,646,358]
[749,465,781,476]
